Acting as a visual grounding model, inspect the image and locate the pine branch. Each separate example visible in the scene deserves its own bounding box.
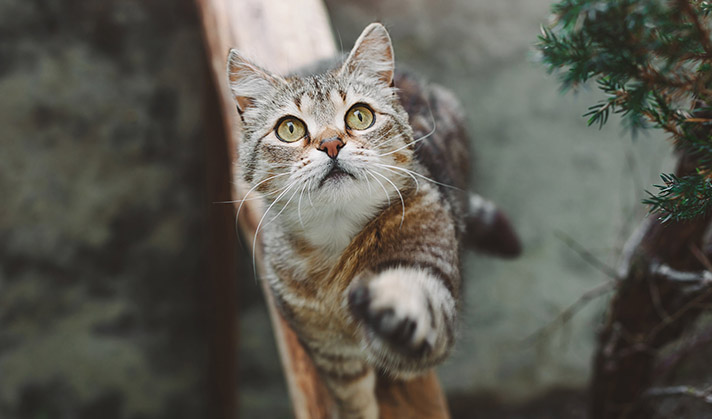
[643,173,712,222]
[538,0,712,221]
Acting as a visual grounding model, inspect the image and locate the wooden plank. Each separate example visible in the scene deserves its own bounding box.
[194,1,450,417]
[377,372,450,418]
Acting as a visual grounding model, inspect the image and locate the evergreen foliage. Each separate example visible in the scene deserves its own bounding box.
[538,0,712,221]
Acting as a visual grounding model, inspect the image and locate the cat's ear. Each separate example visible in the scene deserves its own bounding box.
[226,49,285,113]
[340,23,394,85]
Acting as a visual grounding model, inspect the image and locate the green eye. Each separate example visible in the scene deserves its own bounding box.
[276,117,306,142]
[345,104,375,130]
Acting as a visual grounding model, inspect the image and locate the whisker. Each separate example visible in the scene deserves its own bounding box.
[234,206,243,250]
[235,172,291,223]
[214,195,267,205]
[307,176,315,207]
[297,182,307,229]
[366,170,391,207]
[263,181,302,231]
[376,163,464,192]
[378,102,437,157]
[251,180,298,278]
[372,125,398,148]
[374,163,420,192]
[220,180,291,205]
[363,169,373,197]
[371,170,405,227]
[377,122,436,157]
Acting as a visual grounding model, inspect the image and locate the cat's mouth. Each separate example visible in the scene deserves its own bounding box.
[319,164,355,188]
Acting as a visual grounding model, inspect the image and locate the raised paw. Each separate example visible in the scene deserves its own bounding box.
[348,268,437,357]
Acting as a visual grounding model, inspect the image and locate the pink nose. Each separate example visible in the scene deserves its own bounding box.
[318,137,344,159]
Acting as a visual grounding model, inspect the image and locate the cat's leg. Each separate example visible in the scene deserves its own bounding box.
[310,354,378,419]
[347,266,456,375]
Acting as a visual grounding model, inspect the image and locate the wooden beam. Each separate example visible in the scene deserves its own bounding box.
[194,1,450,417]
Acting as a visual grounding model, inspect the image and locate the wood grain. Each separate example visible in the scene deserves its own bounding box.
[193,1,450,417]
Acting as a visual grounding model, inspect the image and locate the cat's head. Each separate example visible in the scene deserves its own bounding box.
[226,23,414,211]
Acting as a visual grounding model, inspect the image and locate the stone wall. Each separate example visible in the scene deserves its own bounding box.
[0,1,220,417]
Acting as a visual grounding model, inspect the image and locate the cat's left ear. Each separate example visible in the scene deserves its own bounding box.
[226,49,285,113]
[340,23,394,85]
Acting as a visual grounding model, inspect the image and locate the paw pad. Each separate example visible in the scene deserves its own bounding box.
[348,282,432,357]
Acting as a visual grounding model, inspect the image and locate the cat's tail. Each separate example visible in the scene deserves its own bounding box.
[463,193,522,258]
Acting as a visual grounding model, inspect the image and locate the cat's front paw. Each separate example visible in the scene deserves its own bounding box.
[348,268,438,358]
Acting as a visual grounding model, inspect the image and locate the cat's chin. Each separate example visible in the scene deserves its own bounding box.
[318,166,355,188]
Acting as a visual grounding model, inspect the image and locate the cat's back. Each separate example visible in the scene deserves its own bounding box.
[394,71,471,192]
[394,71,472,236]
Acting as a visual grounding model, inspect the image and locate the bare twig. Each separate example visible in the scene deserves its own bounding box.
[650,261,712,286]
[555,230,620,279]
[647,276,672,325]
[655,322,712,379]
[644,384,712,404]
[644,285,712,345]
[522,231,620,345]
[690,243,712,272]
[523,280,616,345]
[609,265,712,359]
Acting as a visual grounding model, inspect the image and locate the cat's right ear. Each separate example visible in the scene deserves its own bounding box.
[340,22,395,85]
[226,49,284,113]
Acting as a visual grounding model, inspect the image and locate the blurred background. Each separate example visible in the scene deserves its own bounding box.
[1,0,674,418]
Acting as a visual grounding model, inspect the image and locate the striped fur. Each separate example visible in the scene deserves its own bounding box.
[228,23,469,418]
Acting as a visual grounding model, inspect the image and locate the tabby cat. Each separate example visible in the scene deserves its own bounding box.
[227,23,520,418]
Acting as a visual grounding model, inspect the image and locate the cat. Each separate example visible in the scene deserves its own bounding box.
[227,22,520,418]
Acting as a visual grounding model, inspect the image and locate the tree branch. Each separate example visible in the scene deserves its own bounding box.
[678,0,712,58]
[650,261,712,286]
[644,385,712,405]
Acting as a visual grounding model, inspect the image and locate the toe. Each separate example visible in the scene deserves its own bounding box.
[348,284,371,320]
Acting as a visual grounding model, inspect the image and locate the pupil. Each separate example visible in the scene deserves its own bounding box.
[357,111,363,121]
[288,122,294,133]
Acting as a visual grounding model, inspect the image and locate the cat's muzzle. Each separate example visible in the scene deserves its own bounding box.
[319,163,354,188]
